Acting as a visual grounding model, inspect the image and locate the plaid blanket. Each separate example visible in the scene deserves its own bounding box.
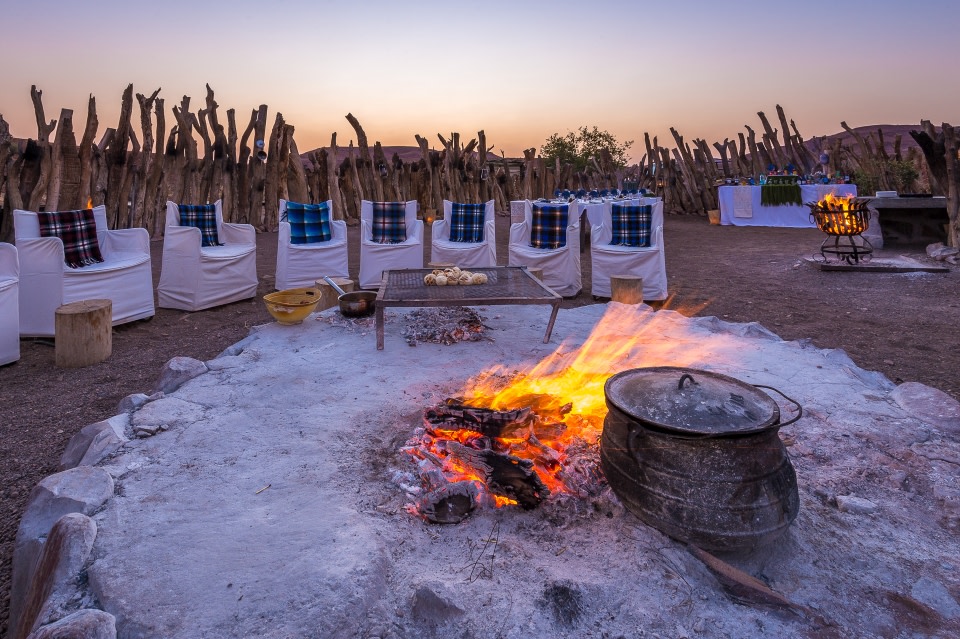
[448,202,485,243]
[284,201,332,244]
[530,203,568,249]
[371,201,407,244]
[609,203,652,247]
[37,208,105,268]
[178,204,221,247]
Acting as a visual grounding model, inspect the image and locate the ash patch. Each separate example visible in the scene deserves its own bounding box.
[401,307,489,346]
[539,580,584,627]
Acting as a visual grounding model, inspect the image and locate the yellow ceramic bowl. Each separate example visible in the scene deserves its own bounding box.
[263,287,322,325]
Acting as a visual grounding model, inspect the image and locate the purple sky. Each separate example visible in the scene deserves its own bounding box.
[2,0,958,161]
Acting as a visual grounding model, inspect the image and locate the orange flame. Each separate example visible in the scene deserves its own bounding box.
[816,192,859,212]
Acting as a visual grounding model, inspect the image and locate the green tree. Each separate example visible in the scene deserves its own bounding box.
[541,126,633,171]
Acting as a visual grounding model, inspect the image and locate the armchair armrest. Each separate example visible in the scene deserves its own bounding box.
[16,237,65,276]
[591,221,613,245]
[407,219,424,243]
[483,219,495,243]
[509,222,528,245]
[101,227,151,257]
[432,218,450,240]
[219,222,256,245]
[163,225,202,258]
[0,243,18,277]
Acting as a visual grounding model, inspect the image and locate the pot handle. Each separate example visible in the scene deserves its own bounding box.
[753,384,803,428]
[322,275,347,297]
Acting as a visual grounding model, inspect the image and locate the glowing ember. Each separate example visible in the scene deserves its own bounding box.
[402,304,737,522]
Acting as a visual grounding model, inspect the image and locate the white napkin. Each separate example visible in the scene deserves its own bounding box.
[733,187,753,218]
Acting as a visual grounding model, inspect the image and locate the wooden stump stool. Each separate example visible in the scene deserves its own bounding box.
[526,268,544,282]
[315,277,355,311]
[610,275,644,305]
[55,299,112,368]
[427,262,455,269]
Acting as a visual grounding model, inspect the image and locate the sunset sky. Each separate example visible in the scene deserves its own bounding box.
[2,0,958,161]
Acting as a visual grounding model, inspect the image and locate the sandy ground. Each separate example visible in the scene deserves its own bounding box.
[2,212,958,637]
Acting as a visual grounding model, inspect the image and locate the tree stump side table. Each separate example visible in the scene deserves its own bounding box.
[610,275,644,305]
[55,299,112,368]
[315,277,355,311]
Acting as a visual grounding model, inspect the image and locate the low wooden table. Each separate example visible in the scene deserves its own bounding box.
[375,267,562,350]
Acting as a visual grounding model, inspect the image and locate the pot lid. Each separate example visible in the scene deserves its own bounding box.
[604,367,780,436]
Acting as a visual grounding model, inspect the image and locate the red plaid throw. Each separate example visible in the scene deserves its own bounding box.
[38,208,105,268]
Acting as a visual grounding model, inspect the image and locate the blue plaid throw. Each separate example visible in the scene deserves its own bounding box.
[284,201,332,244]
[371,202,406,244]
[530,203,568,249]
[448,202,485,243]
[609,203,652,247]
[178,204,221,247]
[38,208,104,268]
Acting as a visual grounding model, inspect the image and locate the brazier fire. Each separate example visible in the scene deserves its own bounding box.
[808,193,873,264]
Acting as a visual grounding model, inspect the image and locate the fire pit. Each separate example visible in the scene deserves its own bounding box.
[808,193,873,264]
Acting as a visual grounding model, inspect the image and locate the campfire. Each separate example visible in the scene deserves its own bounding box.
[807,193,873,264]
[399,306,703,524]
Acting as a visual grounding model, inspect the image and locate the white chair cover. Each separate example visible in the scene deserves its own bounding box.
[359,200,423,289]
[275,199,348,290]
[590,198,667,300]
[13,205,155,337]
[430,200,496,268]
[507,200,582,297]
[0,243,20,365]
[158,200,258,311]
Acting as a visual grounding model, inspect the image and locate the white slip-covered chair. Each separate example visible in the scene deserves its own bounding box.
[0,243,19,364]
[507,200,582,297]
[275,199,348,290]
[158,200,258,311]
[590,198,668,300]
[430,200,496,268]
[359,200,423,289]
[13,205,155,337]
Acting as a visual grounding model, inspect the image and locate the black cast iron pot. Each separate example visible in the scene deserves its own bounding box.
[600,366,802,553]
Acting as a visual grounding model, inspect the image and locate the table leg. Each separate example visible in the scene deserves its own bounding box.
[543,302,561,343]
[376,305,385,350]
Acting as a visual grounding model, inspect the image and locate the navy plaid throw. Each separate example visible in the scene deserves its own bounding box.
[530,203,568,249]
[38,208,105,268]
[178,204,221,247]
[448,202,485,243]
[284,201,332,244]
[609,203,652,247]
[371,201,407,244]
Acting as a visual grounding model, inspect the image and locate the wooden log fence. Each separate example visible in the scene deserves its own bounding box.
[0,87,952,246]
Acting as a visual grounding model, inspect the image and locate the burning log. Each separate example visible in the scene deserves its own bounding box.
[424,400,531,439]
[444,441,549,510]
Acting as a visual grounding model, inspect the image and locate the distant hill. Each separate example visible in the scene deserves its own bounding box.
[805,124,929,157]
[302,125,934,166]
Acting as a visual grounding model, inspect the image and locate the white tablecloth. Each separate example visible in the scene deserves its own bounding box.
[718,185,858,227]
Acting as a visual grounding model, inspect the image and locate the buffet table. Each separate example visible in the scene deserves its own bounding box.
[718,184,858,227]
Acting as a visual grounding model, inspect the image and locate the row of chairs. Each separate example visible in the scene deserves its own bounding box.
[0,196,667,362]
[508,199,667,298]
